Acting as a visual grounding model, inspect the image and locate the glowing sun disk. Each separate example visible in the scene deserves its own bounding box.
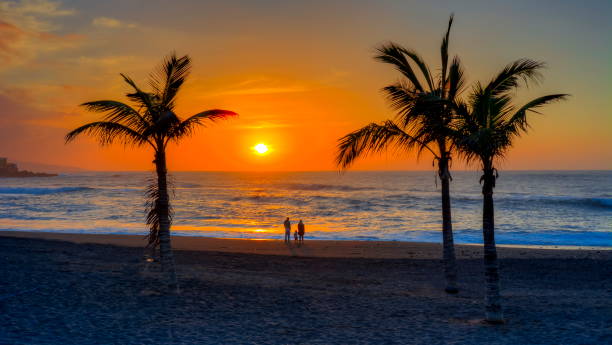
[253,143,269,155]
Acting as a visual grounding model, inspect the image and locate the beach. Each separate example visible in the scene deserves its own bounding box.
[1,231,611,344]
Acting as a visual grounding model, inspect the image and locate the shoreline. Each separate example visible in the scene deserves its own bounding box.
[1,230,610,260]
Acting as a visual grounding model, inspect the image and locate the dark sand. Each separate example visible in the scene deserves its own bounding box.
[1,232,611,344]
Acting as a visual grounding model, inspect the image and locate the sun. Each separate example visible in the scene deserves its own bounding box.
[253,143,269,155]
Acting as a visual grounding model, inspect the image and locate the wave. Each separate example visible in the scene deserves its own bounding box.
[282,183,375,192]
[176,183,203,189]
[585,198,612,209]
[452,194,612,210]
[184,188,612,213]
[0,186,95,195]
[520,196,612,210]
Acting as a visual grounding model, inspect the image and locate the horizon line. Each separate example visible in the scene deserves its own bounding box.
[58,169,612,173]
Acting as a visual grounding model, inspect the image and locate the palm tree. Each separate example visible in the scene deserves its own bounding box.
[455,59,568,323]
[336,15,465,293]
[66,53,237,288]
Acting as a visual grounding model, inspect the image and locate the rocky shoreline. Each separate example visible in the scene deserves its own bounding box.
[0,158,57,177]
[0,170,57,177]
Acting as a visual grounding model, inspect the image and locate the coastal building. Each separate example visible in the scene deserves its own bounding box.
[0,157,19,173]
[0,157,56,177]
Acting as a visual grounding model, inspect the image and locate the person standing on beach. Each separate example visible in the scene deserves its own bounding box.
[283,217,291,243]
[298,220,305,243]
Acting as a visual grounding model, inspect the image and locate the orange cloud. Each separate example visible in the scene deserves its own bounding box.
[92,16,137,29]
[0,20,25,60]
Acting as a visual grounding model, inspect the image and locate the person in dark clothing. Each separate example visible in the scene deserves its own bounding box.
[283,217,291,243]
[297,220,305,243]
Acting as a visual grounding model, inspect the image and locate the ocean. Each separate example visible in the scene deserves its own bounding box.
[0,171,610,246]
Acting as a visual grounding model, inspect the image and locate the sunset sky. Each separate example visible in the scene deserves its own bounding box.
[1,0,610,171]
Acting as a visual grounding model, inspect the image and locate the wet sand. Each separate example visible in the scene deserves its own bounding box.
[1,230,609,260]
[1,231,611,344]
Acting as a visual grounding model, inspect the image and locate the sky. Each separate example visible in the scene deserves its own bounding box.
[0,0,610,171]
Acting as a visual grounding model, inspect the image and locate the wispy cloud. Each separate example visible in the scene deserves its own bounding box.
[217,86,307,96]
[92,17,136,29]
[210,77,308,96]
[0,0,75,31]
[238,121,293,130]
[0,0,79,65]
[2,0,74,15]
[76,55,137,68]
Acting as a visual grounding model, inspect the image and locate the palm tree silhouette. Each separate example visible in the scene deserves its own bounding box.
[456,59,568,323]
[336,15,464,293]
[66,53,237,288]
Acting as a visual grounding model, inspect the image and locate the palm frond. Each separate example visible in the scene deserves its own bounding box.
[65,121,151,147]
[440,14,454,87]
[446,56,465,101]
[381,82,450,132]
[169,109,238,142]
[149,53,192,109]
[400,48,434,91]
[375,43,425,92]
[80,100,151,132]
[121,73,157,119]
[486,59,545,97]
[336,120,436,169]
[504,94,569,134]
[381,81,420,114]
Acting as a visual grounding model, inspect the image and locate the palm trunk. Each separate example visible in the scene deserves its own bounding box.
[438,154,458,293]
[482,166,503,323]
[154,148,178,290]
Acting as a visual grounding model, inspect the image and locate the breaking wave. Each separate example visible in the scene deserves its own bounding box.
[0,187,95,195]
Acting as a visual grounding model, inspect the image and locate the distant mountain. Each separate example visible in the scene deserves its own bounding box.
[15,161,87,174]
